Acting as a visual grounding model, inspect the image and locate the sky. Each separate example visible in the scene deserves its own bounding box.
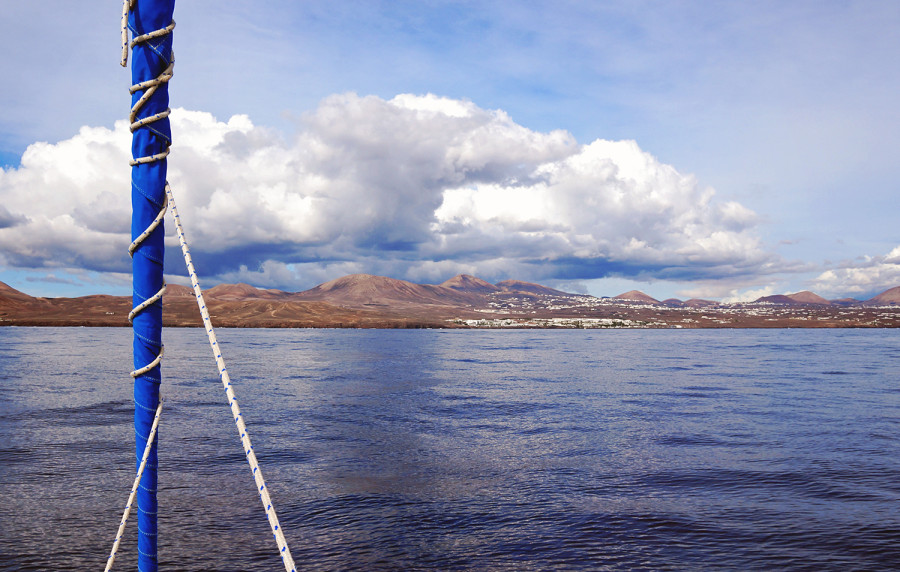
[1,0,899,301]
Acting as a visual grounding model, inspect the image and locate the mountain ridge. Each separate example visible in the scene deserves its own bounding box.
[5,275,900,306]
[3,275,900,328]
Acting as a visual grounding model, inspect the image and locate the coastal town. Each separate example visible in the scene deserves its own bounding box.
[461,292,900,328]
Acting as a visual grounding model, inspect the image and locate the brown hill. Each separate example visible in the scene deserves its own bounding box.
[661,298,684,307]
[166,283,195,298]
[0,281,38,303]
[756,291,831,305]
[440,274,501,294]
[204,282,290,300]
[496,280,573,297]
[0,279,447,328]
[0,291,130,326]
[865,285,900,305]
[0,281,48,314]
[786,291,831,305]
[163,296,412,328]
[684,298,718,308]
[613,290,659,304]
[296,273,481,307]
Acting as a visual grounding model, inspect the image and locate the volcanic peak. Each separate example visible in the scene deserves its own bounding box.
[786,291,830,305]
[440,274,501,294]
[298,273,478,306]
[0,281,33,301]
[755,291,833,305]
[866,285,900,305]
[613,290,660,304]
[495,280,572,296]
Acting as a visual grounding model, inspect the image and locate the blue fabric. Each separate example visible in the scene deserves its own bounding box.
[129,1,174,571]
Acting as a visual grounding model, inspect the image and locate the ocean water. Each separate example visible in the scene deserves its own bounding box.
[1,327,899,571]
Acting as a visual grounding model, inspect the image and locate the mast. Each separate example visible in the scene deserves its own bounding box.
[126,1,175,570]
[117,3,294,569]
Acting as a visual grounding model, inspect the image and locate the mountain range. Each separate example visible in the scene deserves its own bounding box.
[2,274,899,328]
[178,276,900,307]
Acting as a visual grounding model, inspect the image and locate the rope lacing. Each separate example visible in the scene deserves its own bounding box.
[108,3,296,570]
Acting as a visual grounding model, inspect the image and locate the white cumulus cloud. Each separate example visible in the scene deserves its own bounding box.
[811,245,900,298]
[0,93,776,290]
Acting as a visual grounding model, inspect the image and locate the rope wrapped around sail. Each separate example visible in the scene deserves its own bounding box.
[111,1,175,570]
[122,0,172,389]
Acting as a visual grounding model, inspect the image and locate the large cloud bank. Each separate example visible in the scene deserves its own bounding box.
[0,93,773,289]
[811,246,900,297]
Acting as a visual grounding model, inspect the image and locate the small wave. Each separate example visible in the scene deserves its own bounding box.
[4,400,132,427]
[657,434,726,447]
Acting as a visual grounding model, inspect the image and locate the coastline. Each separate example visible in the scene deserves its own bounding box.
[3,276,899,329]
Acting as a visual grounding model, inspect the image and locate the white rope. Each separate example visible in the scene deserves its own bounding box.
[105,400,164,572]
[130,149,170,167]
[166,183,298,572]
[131,346,165,378]
[128,283,167,325]
[119,0,133,67]
[120,0,175,69]
[128,193,167,257]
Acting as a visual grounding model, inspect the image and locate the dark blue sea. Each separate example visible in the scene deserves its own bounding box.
[1,327,899,570]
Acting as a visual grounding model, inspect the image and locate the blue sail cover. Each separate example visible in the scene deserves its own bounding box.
[129,1,174,570]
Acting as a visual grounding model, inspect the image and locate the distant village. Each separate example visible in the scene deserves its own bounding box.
[461,289,900,328]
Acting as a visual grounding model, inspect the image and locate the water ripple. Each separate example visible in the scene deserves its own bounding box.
[1,327,899,570]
